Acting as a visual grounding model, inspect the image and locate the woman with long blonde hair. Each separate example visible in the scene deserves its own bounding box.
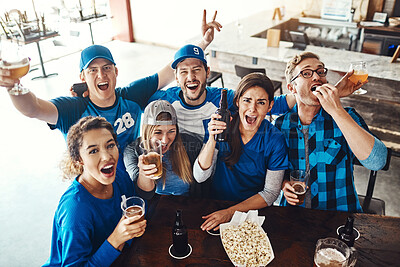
[124,100,201,197]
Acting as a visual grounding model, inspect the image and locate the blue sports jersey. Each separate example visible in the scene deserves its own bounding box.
[150,86,289,142]
[43,169,135,266]
[212,119,289,202]
[49,74,159,153]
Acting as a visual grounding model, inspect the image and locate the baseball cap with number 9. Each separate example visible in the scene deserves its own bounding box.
[171,44,207,69]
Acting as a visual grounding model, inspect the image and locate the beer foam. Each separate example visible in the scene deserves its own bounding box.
[293,182,306,194]
[125,205,144,217]
[1,59,29,69]
[315,248,346,267]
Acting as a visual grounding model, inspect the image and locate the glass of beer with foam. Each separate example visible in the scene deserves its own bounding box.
[0,42,30,95]
[139,139,163,179]
[349,61,368,95]
[121,196,145,222]
[314,238,357,267]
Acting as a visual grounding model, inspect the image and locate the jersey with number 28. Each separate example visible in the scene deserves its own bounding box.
[49,74,159,153]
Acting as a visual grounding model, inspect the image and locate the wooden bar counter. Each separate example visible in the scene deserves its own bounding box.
[112,195,400,266]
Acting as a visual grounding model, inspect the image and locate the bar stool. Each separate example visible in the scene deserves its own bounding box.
[207,71,224,87]
[234,65,283,95]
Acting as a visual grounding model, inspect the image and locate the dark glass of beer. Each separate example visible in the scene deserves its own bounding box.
[290,170,309,205]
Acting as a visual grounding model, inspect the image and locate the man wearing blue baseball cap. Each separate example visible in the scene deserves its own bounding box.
[149,44,296,142]
[0,10,221,161]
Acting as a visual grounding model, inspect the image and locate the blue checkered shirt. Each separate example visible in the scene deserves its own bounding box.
[274,106,367,212]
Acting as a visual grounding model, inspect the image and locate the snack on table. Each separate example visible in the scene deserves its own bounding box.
[221,220,272,266]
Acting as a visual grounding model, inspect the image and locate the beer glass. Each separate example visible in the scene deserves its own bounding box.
[121,196,145,222]
[139,139,163,179]
[314,238,357,267]
[0,42,30,95]
[290,170,309,205]
[349,61,368,95]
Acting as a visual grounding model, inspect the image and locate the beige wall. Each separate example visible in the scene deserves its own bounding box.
[129,0,367,48]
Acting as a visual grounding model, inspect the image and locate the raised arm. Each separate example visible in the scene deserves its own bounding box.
[282,69,365,111]
[157,9,222,89]
[313,84,386,168]
[197,113,225,169]
[335,69,368,97]
[0,70,58,124]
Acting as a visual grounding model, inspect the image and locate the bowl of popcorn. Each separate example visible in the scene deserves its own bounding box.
[220,210,274,266]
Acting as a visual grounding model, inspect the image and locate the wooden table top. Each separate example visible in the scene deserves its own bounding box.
[112,195,400,266]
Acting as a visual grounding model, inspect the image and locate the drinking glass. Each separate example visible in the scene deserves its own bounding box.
[0,42,30,95]
[139,139,163,179]
[290,170,309,205]
[314,238,357,267]
[121,196,145,221]
[349,61,368,95]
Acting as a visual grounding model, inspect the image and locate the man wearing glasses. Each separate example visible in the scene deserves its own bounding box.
[275,52,387,212]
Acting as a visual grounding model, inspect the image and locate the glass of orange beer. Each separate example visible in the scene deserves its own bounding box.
[139,139,163,180]
[349,61,368,95]
[121,196,145,221]
[0,42,30,95]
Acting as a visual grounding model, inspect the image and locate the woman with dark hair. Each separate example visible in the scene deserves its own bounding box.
[193,73,289,231]
[44,116,146,267]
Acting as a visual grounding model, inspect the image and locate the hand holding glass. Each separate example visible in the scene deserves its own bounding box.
[349,61,368,95]
[121,196,145,222]
[139,139,163,179]
[290,170,309,205]
[0,42,30,95]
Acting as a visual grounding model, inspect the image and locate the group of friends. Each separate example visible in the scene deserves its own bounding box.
[0,10,388,266]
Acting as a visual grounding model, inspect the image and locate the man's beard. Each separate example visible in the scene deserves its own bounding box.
[184,84,206,102]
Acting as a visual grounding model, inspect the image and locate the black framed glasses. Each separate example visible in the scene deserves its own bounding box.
[290,67,328,82]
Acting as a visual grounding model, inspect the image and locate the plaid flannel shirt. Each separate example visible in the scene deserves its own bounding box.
[274,106,368,212]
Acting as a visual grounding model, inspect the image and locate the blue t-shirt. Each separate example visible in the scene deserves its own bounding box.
[212,119,289,202]
[43,169,135,267]
[49,74,159,153]
[155,151,190,196]
[150,86,289,142]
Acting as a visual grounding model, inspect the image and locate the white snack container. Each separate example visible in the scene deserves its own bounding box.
[220,210,274,266]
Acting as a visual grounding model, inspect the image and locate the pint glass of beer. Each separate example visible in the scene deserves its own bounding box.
[314,238,357,267]
[290,170,309,205]
[139,139,163,179]
[121,196,145,221]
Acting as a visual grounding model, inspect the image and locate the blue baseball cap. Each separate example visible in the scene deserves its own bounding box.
[79,45,116,72]
[171,44,207,69]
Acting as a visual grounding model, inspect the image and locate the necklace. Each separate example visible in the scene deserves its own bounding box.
[79,176,113,199]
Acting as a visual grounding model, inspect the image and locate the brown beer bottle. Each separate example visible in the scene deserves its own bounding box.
[214,89,231,142]
[338,216,356,247]
[172,209,188,255]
